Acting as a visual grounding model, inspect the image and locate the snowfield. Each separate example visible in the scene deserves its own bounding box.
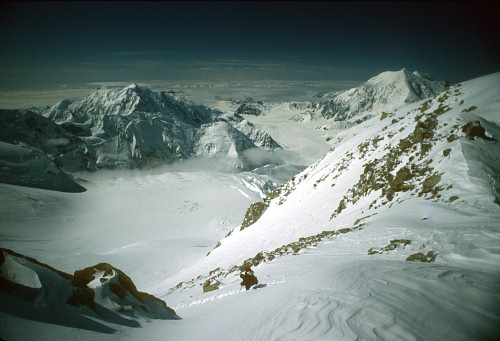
[1,71,500,340]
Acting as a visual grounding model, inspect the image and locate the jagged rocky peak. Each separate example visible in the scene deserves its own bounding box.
[235,97,266,116]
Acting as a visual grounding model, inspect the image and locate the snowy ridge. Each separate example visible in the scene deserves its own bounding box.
[208,72,499,271]
[161,72,500,340]
[222,69,447,153]
[319,68,447,122]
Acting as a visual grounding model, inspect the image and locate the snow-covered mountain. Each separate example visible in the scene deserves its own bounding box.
[220,69,447,152]
[318,68,447,122]
[200,75,496,268]
[161,72,500,340]
[0,84,284,191]
[37,83,281,171]
[234,97,266,116]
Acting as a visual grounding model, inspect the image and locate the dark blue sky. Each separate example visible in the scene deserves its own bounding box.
[1,1,499,87]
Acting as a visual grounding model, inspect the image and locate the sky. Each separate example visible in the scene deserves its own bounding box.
[0,1,499,88]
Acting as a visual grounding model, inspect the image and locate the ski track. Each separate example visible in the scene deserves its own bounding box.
[172,279,285,310]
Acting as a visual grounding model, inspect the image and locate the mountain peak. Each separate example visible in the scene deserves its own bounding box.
[320,69,446,121]
[122,83,145,94]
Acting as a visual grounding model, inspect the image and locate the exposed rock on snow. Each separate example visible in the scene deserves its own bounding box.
[462,120,496,141]
[234,97,265,116]
[406,251,439,262]
[169,74,500,341]
[202,279,220,293]
[0,248,179,333]
[71,263,179,320]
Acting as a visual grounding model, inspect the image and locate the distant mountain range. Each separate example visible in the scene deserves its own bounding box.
[0,69,447,192]
[0,84,283,191]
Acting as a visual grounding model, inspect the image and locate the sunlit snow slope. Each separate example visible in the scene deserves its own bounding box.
[160,72,500,340]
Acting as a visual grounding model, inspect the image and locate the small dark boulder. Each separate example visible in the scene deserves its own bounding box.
[462,121,495,141]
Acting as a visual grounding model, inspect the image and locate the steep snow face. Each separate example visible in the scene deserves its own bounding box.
[0,141,86,192]
[161,72,500,340]
[320,68,447,122]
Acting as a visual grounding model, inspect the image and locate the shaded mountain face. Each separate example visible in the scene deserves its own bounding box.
[319,69,447,123]
[0,248,179,333]
[234,97,266,116]
[0,109,88,192]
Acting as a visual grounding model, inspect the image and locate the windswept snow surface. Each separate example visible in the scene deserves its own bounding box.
[2,72,500,340]
[0,164,299,291]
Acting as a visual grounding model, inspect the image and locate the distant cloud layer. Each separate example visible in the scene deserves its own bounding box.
[0,2,499,87]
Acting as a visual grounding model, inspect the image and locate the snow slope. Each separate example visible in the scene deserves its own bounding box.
[159,72,500,340]
[1,72,500,340]
[0,141,85,192]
